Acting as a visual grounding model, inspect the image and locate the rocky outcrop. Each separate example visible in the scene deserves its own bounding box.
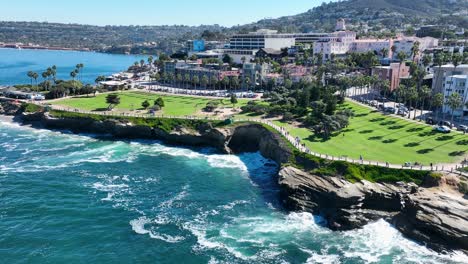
[19,112,292,163]
[279,166,468,253]
[228,124,293,164]
[6,107,467,253]
[393,189,468,252]
[0,100,21,115]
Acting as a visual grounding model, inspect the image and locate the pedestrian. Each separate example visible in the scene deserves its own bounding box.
[359,155,363,161]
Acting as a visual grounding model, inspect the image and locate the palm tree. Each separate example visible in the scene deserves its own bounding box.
[176,74,183,88]
[231,76,239,92]
[192,76,199,91]
[406,86,418,119]
[32,72,39,92]
[70,71,78,95]
[147,56,154,69]
[221,76,229,91]
[210,76,218,91]
[397,51,407,64]
[391,45,397,60]
[446,92,463,123]
[432,93,444,121]
[380,47,389,58]
[410,41,420,62]
[419,85,431,121]
[184,74,190,89]
[201,75,208,89]
[27,71,34,87]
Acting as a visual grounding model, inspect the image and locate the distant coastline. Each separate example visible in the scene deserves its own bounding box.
[0,43,92,52]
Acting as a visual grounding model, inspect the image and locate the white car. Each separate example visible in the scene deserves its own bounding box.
[435,126,451,133]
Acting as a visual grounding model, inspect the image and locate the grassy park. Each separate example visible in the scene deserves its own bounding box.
[51,92,467,165]
[51,91,250,116]
[274,101,468,165]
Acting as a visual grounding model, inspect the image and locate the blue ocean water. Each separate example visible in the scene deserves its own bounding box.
[0,120,467,263]
[0,48,148,85]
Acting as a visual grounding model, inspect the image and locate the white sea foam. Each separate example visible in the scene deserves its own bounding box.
[130,216,185,243]
[159,184,189,208]
[130,216,151,235]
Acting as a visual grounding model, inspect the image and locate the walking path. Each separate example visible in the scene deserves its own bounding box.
[36,101,468,177]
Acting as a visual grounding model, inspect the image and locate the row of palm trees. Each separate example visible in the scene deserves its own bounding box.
[149,72,253,92]
[339,47,466,123]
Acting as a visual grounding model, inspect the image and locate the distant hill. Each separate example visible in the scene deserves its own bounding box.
[233,0,468,33]
[0,0,466,54]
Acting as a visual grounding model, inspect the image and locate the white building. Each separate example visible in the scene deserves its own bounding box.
[442,74,468,119]
[313,20,439,62]
[229,29,296,50]
[432,64,468,95]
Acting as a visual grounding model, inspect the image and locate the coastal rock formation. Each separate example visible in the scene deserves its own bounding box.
[0,100,21,115]
[279,166,468,252]
[6,108,467,253]
[228,124,293,164]
[19,112,292,164]
[393,188,468,252]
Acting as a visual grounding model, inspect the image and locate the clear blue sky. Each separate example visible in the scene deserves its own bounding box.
[0,0,333,26]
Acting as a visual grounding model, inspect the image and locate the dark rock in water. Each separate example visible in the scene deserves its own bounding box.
[278,166,468,253]
[9,108,468,254]
[18,111,293,165]
[392,189,468,253]
[278,166,407,230]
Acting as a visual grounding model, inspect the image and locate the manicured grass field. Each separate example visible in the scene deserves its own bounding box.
[274,101,468,165]
[52,91,249,116]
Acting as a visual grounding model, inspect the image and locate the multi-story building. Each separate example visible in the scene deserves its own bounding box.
[186,40,205,52]
[242,63,271,88]
[432,64,468,95]
[313,20,438,62]
[229,29,296,50]
[372,63,410,91]
[391,36,439,59]
[442,74,468,119]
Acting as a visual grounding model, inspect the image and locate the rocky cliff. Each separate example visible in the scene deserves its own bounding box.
[17,111,292,165]
[279,166,468,253]
[2,103,467,254]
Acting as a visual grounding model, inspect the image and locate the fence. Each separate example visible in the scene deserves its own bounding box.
[35,101,468,177]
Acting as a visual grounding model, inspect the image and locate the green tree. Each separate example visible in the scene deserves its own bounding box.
[222,54,233,65]
[192,76,199,90]
[141,100,150,109]
[106,94,120,110]
[154,97,165,108]
[432,93,444,121]
[201,75,209,89]
[230,94,238,108]
[446,92,463,123]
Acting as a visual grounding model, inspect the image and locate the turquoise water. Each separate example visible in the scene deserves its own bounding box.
[1,121,467,263]
[0,48,148,85]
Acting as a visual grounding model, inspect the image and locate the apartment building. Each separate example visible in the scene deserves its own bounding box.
[432,64,468,119]
[372,63,410,91]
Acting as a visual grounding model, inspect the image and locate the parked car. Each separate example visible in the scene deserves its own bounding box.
[426,117,434,125]
[435,126,451,133]
[439,121,453,128]
[457,125,468,132]
[397,110,408,116]
[384,107,396,114]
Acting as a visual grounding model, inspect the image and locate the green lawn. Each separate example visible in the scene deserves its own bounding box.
[52,91,249,116]
[274,101,468,165]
